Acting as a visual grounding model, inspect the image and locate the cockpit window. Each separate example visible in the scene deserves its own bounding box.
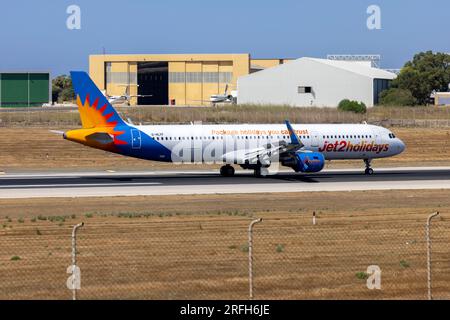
[388,133,396,139]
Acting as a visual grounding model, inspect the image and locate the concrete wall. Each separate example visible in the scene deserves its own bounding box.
[238,58,375,107]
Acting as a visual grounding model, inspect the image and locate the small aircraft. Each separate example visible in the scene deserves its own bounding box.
[210,84,237,106]
[105,84,152,106]
[63,71,405,177]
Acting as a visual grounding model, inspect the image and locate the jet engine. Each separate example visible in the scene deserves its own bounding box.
[282,152,325,173]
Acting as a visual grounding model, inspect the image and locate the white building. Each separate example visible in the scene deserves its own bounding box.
[237,57,397,107]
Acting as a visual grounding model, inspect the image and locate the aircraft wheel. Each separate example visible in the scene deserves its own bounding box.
[220,165,235,177]
[365,168,374,175]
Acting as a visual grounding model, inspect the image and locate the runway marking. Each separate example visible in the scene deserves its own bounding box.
[0,182,161,189]
[0,180,449,199]
[1,166,450,179]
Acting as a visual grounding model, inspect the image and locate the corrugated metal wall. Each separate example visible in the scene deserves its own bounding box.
[0,73,49,107]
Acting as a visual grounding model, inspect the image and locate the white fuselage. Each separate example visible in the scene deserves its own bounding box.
[131,123,405,164]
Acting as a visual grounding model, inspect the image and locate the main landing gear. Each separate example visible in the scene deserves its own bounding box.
[253,166,269,177]
[364,159,374,175]
[220,165,235,177]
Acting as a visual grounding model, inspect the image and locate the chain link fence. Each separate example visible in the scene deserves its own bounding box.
[0,213,448,300]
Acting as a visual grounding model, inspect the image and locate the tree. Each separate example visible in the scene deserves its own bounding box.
[52,75,74,103]
[379,88,416,106]
[392,51,450,105]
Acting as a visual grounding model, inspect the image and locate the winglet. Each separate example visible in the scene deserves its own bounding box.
[285,120,303,147]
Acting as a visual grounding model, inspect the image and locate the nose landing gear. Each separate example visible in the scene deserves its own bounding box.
[364,159,374,175]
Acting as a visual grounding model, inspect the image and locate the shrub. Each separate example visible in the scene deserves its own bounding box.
[338,99,367,114]
[355,272,369,280]
[10,256,21,261]
[400,260,410,268]
[379,88,416,106]
[240,244,249,253]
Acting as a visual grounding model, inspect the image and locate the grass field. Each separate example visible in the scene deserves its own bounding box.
[0,190,449,299]
[0,127,448,171]
[1,105,450,127]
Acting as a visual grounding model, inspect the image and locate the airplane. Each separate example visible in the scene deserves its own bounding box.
[62,71,405,177]
[210,84,237,106]
[105,84,152,106]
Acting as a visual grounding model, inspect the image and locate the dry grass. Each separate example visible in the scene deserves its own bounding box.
[0,127,448,171]
[1,105,450,127]
[0,190,449,299]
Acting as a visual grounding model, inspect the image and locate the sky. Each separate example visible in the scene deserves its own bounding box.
[0,0,448,76]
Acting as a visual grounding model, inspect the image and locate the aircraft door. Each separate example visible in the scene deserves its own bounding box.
[373,128,383,145]
[131,129,142,149]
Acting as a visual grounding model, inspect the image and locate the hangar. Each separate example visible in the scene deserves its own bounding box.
[0,72,50,107]
[237,57,397,107]
[89,54,290,106]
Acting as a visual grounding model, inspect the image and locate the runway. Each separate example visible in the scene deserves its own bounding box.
[1,167,450,198]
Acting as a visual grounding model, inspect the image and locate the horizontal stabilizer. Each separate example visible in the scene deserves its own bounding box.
[85,132,114,145]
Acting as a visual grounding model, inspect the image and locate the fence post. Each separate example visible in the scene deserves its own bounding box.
[70,222,84,300]
[248,218,262,300]
[426,212,439,300]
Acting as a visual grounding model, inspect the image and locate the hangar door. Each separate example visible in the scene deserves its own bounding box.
[137,62,168,105]
[373,79,391,105]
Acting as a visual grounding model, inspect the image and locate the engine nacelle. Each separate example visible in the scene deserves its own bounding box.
[284,152,325,173]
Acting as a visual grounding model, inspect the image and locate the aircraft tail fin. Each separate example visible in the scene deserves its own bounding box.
[70,71,126,129]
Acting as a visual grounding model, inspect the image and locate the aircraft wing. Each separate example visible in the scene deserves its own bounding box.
[222,120,304,164]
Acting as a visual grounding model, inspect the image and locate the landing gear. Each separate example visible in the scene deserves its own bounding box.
[253,167,269,177]
[364,159,374,175]
[220,165,235,177]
